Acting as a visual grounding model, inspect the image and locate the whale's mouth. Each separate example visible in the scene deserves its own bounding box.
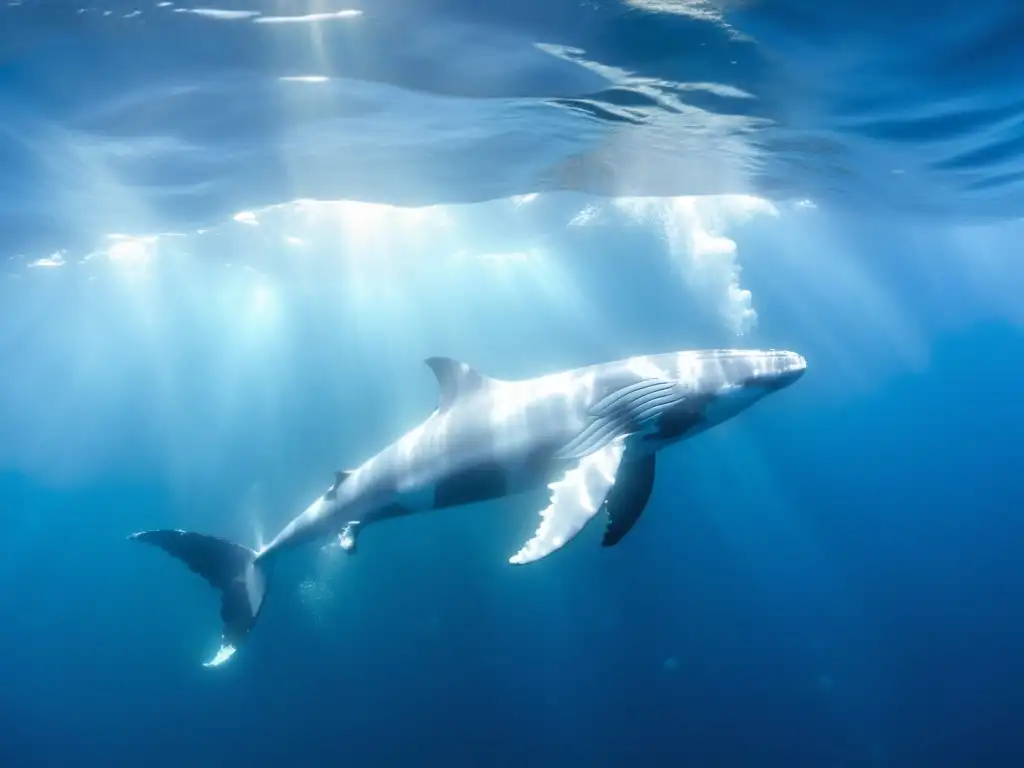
[760,365,806,392]
[735,351,807,393]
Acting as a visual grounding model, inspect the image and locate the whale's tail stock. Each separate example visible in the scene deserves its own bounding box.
[130,529,269,667]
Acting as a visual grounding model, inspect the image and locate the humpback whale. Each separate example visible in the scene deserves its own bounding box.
[131,348,806,666]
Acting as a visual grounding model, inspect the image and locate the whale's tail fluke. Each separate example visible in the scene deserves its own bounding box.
[130,529,269,667]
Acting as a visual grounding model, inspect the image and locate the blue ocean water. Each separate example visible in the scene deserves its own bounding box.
[3,1,1024,766]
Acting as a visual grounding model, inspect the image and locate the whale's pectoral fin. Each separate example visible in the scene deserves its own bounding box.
[601,454,656,547]
[510,438,627,565]
[337,521,361,553]
[556,378,685,461]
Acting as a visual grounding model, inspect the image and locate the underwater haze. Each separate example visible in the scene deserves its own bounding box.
[2,1,1024,766]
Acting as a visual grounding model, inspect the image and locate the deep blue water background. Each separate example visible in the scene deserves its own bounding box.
[3,1,1024,766]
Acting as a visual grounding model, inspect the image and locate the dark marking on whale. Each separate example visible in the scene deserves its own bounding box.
[524,443,572,485]
[650,395,712,441]
[433,461,509,509]
[374,502,411,521]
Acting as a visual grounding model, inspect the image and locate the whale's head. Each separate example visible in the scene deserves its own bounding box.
[736,349,807,394]
[646,349,806,443]
[691,348,806,428]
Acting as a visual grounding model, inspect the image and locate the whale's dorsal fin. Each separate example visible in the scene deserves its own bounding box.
[425,356,492,412]
[324,469,354,501]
